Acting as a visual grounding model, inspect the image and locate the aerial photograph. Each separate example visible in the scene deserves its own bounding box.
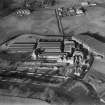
[0,0,105,105]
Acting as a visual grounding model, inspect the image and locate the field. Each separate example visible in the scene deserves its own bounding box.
[0,0,105,105]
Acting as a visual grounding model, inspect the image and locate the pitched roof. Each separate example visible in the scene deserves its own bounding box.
[72,34,105,56]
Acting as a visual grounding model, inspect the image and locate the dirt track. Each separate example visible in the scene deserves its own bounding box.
[0,95,50,105]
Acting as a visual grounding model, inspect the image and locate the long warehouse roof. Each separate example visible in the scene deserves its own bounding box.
[72,34,105,56]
